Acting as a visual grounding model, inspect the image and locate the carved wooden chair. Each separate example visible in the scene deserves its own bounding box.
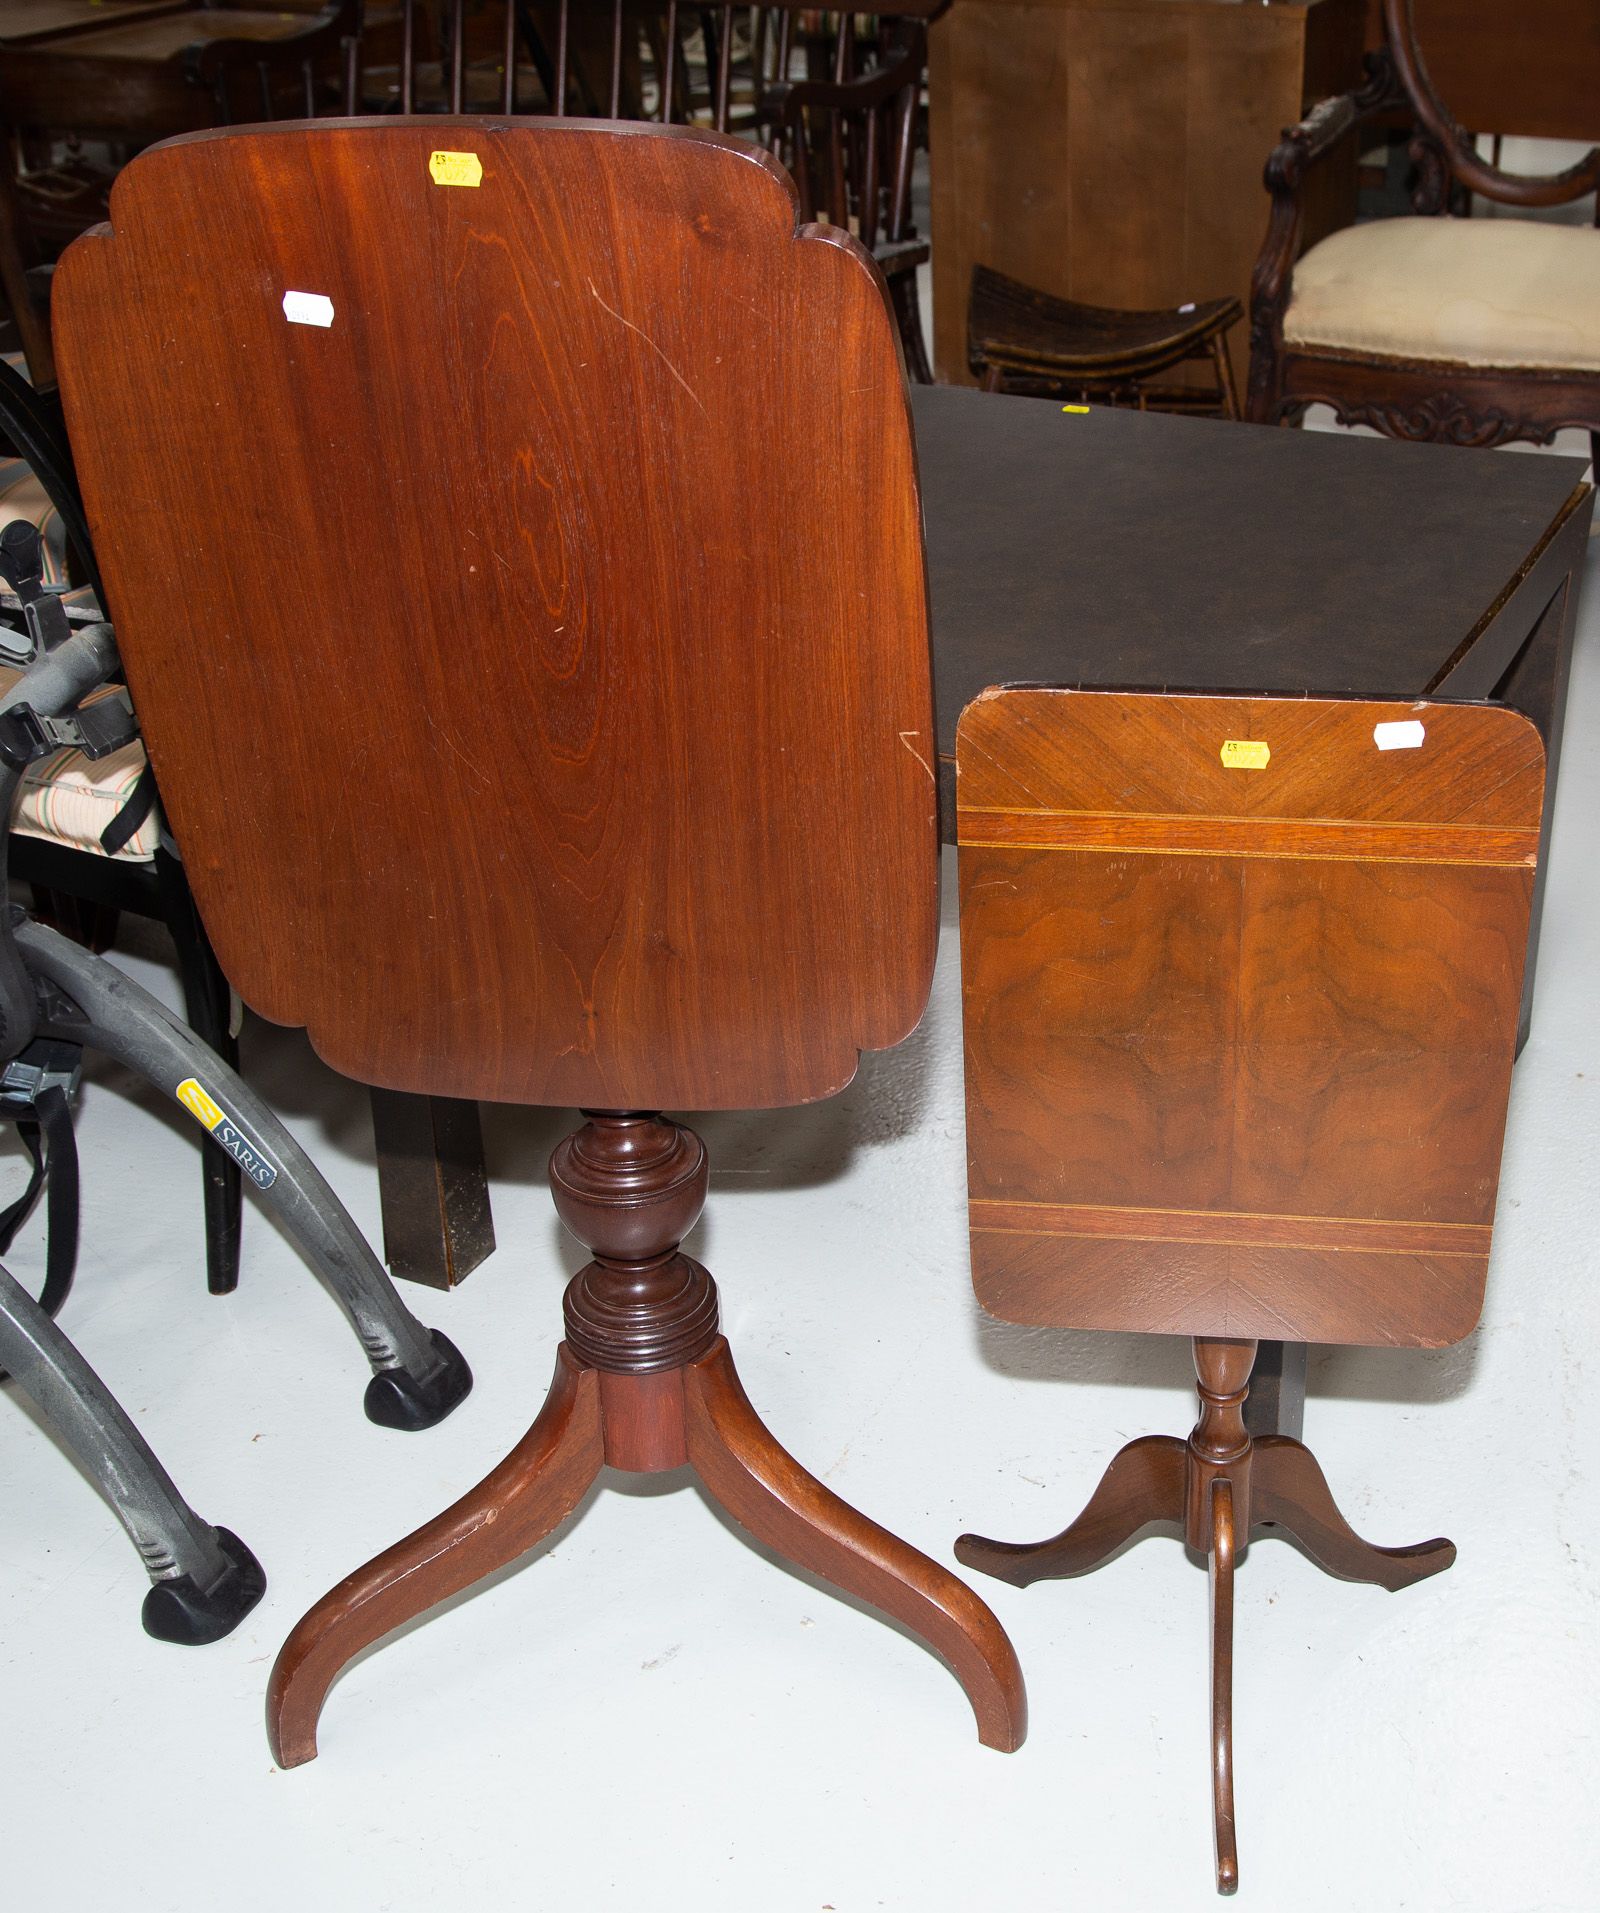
[51,117,1026,1766]
[1249,0,1600,462]
[953,686,1542,1893]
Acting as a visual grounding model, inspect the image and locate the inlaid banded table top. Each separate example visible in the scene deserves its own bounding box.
[956,687,1543,1347]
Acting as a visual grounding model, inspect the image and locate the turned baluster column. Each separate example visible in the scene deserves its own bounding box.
[1185,1337,1258,1551]
[549,1111,721,1472]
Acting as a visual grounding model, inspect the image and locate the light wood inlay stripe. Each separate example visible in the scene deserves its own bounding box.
[956,809,1539,868]
[968,1200,1493,1257]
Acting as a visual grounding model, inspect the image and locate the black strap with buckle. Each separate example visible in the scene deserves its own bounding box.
[0,690,141,773]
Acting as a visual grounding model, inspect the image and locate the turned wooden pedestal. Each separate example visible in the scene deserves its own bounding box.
[269,1114,1028,1764]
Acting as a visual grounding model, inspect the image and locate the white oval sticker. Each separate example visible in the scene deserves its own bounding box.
[1373,720,1425,751]
[282,290,335,328]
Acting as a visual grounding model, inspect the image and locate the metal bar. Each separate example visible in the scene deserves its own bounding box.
[662,0,677,121]
[450,0,464,113]
[401,0,414,113]
[610,0,624,115]
[16,919,449,1388]
[0,1261,234,1592]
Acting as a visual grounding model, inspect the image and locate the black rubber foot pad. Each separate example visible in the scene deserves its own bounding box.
[363,1328,473,1432]
[142,1526,266,1646]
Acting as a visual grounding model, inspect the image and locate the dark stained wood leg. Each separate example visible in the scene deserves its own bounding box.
[1241,1340,1307,1443]
[271,1113,1027,1765]
[1210,1477,1239,1896]
[266,1347,604,1767]
[954,1434,1187,1586]
[369,1089,495,1290]
[685,1337,1028,1753]
[1249,1436,1455,1590]
[957,1335,1452,1890]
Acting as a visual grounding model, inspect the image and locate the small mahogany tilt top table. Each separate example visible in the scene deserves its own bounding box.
[910,380,1593,1436]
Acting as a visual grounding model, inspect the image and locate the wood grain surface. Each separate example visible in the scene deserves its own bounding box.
[958,689,1542,1345]
[53,119,938,1110]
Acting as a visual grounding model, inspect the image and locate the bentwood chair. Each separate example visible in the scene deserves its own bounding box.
[954,686,1542,1893]
[1249,0,1600,463]
[51,117,1026,1765]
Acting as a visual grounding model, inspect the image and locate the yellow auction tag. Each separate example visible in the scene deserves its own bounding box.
[429,150,483,188]
[1061,404,1090,414]
[1220,739,1270,770]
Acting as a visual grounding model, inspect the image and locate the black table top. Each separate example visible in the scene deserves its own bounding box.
[912,384,1590,764]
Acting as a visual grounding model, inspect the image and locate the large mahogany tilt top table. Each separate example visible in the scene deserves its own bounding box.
[910,380,1592,1436]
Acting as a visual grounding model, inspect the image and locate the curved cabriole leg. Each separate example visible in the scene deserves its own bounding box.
[1250,1437,1456,1591]
[684,1337,1028,1753]
[1210,1477,1238,1897]
[267,1348,604,1768]
[955,1433,1188,1586]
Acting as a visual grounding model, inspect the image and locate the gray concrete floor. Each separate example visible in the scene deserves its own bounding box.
[2,520,1597,1912]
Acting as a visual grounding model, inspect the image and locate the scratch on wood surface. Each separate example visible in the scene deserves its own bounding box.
[463,527,513,570]
[587,278,707,416]
[425,708,491,789]
[898,730,935,783]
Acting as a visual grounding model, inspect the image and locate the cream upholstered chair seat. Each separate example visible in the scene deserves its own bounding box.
[1,460,159,862]
[1283,217,1600,371]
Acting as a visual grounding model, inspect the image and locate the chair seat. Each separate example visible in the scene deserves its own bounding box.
[969,265,1240,379]
[1284,216,1600,371]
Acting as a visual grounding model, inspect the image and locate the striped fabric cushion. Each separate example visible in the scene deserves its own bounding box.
[1,366,156,861]
[0,664,160,862]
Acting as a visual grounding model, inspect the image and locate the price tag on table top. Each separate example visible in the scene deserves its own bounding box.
[1219,738,1270,770]
[430,150,483,187]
